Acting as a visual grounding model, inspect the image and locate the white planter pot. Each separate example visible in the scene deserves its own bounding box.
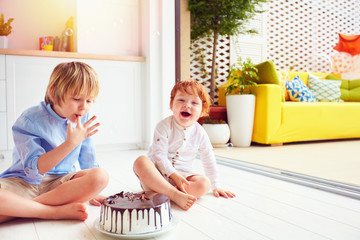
[202,123,230,146]
[226,94,255,147]
[0,36,8,48]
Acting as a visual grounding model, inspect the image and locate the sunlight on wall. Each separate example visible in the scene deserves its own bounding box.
[1,0,140,55]
[1,0,76,50]
[76,0,139,56]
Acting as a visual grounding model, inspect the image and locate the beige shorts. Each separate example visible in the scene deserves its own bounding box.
[0,172,77,199]
[137,169,196,191]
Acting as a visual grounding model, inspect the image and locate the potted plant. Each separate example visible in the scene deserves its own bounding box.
[202,117,230,147]
[225,58,259,147]
[188,0,267,102]
[0,13,14,48]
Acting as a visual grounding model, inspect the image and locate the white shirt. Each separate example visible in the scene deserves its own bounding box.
[148,116,220,189]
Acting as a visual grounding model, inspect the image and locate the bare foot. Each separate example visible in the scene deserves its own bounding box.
[170,191,197,210]
[49,203,88,221]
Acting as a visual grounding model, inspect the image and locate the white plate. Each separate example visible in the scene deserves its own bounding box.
[94,215,179,239]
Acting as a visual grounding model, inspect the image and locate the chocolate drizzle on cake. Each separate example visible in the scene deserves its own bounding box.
[99,191,172,234]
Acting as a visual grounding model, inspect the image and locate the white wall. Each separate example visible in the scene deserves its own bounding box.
[140,0,175,148]
[77,0,140,55]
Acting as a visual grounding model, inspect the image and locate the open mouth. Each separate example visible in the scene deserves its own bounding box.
[181,111,191,117]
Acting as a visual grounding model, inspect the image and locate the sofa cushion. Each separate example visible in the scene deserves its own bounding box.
[254,60,284,101]
[288,71,310,85]
[326,74,360,101]
[349,80,360,101]
[278,71,290,101]
[308,74,343,102]
[280,71,331,101]
[255,60,280,85]
[217,60,281,106]
[274,101,360,144]
[278,71,304,102]
[286,76,317,102]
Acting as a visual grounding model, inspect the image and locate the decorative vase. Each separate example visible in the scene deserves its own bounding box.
[198,106,227,125]
[226,94,255,147]
[202,123,230,147]
[0,36,8,48]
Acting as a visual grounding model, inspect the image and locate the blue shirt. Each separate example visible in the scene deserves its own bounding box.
[0,102,98,184]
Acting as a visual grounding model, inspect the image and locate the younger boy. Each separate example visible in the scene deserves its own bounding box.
[0,62,109,223]
[133,79,235,211]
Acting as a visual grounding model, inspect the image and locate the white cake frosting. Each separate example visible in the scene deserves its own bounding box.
[99,191,172,234]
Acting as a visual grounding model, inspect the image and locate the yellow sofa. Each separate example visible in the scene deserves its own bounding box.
[218,61,360,145]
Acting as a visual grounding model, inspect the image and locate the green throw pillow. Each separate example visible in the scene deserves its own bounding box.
[308,74,343,102]
[255,60,280,85]
[348,79,360,101]
[326,74,360,101]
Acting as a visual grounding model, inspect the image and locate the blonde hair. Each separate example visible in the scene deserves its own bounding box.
[45,62,99,106]
[170,79,212,117]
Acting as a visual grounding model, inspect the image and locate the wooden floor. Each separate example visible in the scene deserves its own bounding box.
[214,139,360,188]
[1,149,360,240]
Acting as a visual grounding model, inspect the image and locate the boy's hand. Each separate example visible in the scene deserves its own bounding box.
[89,195,106,206]
[213,189,236,198]
[66,116,100,147]
[170,172,190,193]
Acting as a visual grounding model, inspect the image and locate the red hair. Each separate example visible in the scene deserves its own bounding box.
[170,79,212,117]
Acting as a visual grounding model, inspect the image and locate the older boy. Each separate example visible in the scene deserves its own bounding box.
[0,62,108,223]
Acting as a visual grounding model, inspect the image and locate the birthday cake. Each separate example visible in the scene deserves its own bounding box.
[99,191,172,235]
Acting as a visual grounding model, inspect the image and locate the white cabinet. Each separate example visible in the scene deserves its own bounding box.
[0,80,6,111]
[0,54,5,79]
[0,80,6,150]
[5,56,73,150]
[3,55,143,151]
[6,56,72,140]
[83,59,143,147]
[0,55,6,150]
[0,112,6,150]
